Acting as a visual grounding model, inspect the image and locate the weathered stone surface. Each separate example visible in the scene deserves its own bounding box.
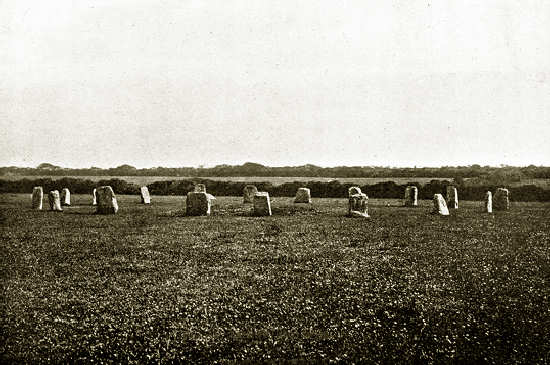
[493,188,510,211]
[92,188,97,206]
[32,186,43,210]
[446,186,458,209]
[253,192,272,216]
[485,191,493,213]
[348,193,369,218]
[96,186,119,214]
[348,187,362,197]
[140,186,151,204]
[243,185,258,203]
[48,190,63,212]
[404,186,418,207]
[294,188,311,203]
[194,184,206,193]
[432,194,449,216]
[186,192,211,216]
[60,188,71,206]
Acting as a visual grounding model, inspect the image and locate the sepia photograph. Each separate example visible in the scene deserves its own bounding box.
[1,0,549,363]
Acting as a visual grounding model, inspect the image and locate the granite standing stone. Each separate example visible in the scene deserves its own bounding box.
[348,187,362,197]
[294,188,311,203]
[433,194,449,216]
[243,185,258,204]
[140,186,151,204]
[60,188,71,206]
[404,186,418,207]
[348,193,369,218]
[446,186,458,209]
[186,192,211,216]
[48,190,63,212]
[485,191,493,213]
[493,188,510,211]
[96,186,119,214]
[32,186,43,210]
[92,188,97,206]
[253,192,272,216]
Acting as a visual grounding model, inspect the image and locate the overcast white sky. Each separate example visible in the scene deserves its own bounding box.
[1,0,549,168]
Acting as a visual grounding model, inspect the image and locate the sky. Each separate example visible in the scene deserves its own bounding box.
[1,0,549,168]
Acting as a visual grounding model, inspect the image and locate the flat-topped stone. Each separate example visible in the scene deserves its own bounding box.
[140,186,151,204]
[432,194,449,215]
[485,191,493,213]
[253,192,272,216]
[494,188,510,211]
[446,186,458,209]
[294,188,311,203]
[404,186,418,207]
[32,186,43,210]
[348,193,369,218]
[96,186,119,214]
[60,188,71,206]
[48,190,63,212]
[243,185,258,204]
[186,191,211,216]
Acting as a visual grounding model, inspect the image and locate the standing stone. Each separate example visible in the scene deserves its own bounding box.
[96,186,119,214]
[243,185,258,204]
[48,190,63,212]
[348,193,369,218]
[186,192,211,216]
[446,186,458,209]
[60,188,71,206]
[32,186,43,210]
[432,194,449,216]
[348,186,362,197]
[92,188,97,206]
[404,186,418,207]
[493,188,510,211]
[140,186,151,204]
[294,188,311,203]
[253,192,272,216]
[485,191,493,213]
[194,184,206,193]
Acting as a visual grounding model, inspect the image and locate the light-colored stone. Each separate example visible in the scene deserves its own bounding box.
[253,192,272,216]
[404,186,418,207]
[194,184,206,193]
[493,188,510,211]
[92,188,97,206]
[446,186,458,209]
[294,188,311,203]
[348,193,369,218]
[32,186,43,210]
[140,186,151,204]
[60,188,71,206]
[485,191,493,213]
[48,190,63,212]
[348,186,362,197]
[186,191,211,216]
[243,185,258,204]
[96,186,119,214]
[432,194,449,216]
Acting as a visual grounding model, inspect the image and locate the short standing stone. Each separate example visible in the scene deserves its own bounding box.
[186,192,211,216]
[432,194,449,216]
[243,185,258,203]
[96,186,119,214]
[32,186,43,210]
[485,191,493,213]
[348,187,362,196]
[48,190,63,212]
[253,192,272,216]
[194,184,206,193]
[294,188,311,203]
[404,186,418,207]
[140,186,151,204]
[348,193,369,218]
[60,188,71,206]
[493,188,510,211]
[446,186,458,209]
[92,188,97,206]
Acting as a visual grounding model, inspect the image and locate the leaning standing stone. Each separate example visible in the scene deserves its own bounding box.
[493,188,510,211]
[432,194,449,216]
[485,191,493,213]
[243,185,258,203]
[60,188,71,206]
[186,192,211,216]
[32,186,43,210]
[348,193,369,218]
[294,188,311,203]
[446,186,458,209]
[253,192,272,216]
[194,184,206,193]
[140,186,151,204]
[348,186,362,197]
[48,190,63,212]
[404,186,418,207]
[96,186,119,214]
[92,188,97,205]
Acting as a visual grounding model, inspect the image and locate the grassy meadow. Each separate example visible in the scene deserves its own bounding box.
[1,194,549,363]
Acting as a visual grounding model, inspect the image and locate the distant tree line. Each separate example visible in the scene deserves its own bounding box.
[1,162,550,180]
[1,177,549,202]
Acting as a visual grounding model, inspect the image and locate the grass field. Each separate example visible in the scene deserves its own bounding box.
[1,194,549,363]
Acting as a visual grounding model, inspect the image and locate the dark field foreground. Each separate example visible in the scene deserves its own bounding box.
[1,194,549,363]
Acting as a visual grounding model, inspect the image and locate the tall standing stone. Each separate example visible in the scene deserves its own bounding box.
[186,192,211,216]
[348,187,362,197]
[140,186,151,204]
[485,191,493,213]
[32,186,43,210]
[404,186,418,207]
[493,188,510,211]
[243,185,258,204]
[446,186,458,209]
[48,190,63,212]
[60,188,71,206]
[432,194,449,216]
[253,192,272,216]
[92,188,97,206]
[96,186,119,214]
[294,188,311,203]
[348,193,369,218]
[194,184,206,193]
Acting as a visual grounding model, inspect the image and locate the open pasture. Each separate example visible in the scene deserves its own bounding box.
[1,194,549,362]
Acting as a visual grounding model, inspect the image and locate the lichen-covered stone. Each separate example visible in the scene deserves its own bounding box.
[194,184,206,193]
[494,188,510,211]
[485,191,493,213]
[294,188,311,203]
[404,186,418,207]
[60,188,71,206]
[243,185,258,204]
[140,186,151,204]
[348,193,369,218]
[432,194,449,216]
[96,186,119,214]
[348,187,361,197]
[48,190,63,212]
[253,192,272,216]
[186,192,211,216]
[32,186,43,210]
[446,186,458,209]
